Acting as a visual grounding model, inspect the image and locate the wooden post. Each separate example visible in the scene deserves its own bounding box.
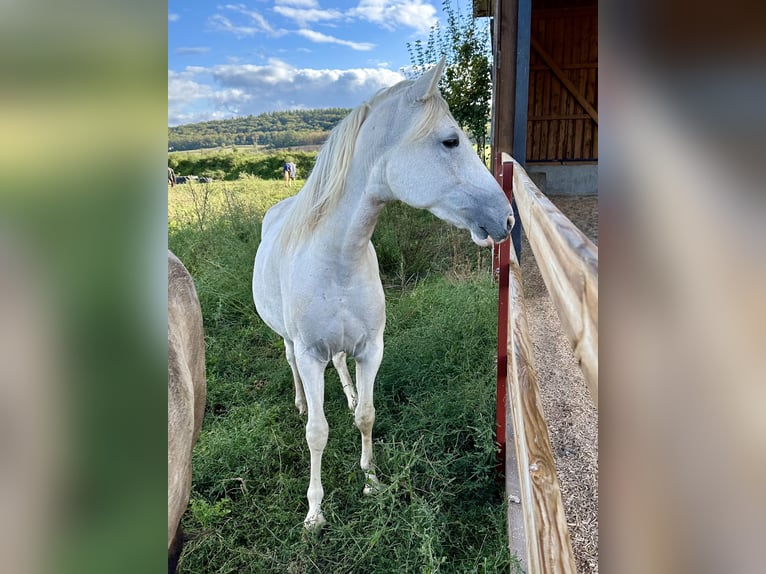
[494,153,528,569]
[514,0,532,166]
[492,0,521,471]
[491,0,518,173]
[494,154,513,475]
[491,0,528,265]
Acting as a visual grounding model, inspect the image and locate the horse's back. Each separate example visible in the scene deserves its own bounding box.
[167,250,206,554]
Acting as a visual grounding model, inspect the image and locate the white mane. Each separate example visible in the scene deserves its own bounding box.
[278,80,451,248]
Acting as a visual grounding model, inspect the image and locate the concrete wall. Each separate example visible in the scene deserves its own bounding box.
[525,164,598,196]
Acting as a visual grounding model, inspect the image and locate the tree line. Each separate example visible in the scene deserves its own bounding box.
[169,108,350,151]
[169,149,318,181]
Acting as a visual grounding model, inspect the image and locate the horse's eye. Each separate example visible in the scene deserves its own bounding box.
[442,137,459,149]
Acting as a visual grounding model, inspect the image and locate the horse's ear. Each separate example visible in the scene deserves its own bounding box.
[411,56,446,101]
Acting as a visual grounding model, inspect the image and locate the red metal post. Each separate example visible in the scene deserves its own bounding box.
[495,154,514,475]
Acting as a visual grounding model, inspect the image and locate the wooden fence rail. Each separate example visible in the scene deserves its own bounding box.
[495,153,597,573]
[510,156,598,405]
[506,243,577,574]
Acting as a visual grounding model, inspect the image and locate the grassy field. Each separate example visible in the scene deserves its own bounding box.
[169,178,518,573]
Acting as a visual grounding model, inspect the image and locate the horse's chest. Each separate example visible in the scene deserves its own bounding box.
[287,280,384,352]
[296,284,382,324]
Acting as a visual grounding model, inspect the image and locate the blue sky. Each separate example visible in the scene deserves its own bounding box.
[168,1,453,126]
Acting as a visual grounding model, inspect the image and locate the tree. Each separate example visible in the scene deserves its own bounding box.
[407,0,492,163]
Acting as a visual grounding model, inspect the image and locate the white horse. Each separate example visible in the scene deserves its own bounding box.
[252,59,513,530]
[168,250,206,571]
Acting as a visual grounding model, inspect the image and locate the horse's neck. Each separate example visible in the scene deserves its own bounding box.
[315,161,387,263]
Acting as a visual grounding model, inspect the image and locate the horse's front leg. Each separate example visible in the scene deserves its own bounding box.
[285,339,307,415]
[332,352,357,411]
[294,348,329,530]
[354,341,383,494]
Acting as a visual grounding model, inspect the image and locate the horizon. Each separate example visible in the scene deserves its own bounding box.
[168,1,468,127]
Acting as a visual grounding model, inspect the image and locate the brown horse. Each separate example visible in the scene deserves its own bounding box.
[168,251,206,573]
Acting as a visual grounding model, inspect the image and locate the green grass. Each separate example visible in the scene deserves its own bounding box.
[169,178,519,573]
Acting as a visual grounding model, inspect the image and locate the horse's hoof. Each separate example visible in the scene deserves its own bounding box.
[362,472,381,496]
[363,482,381,496]
[296,402,307,416]
[303,512,327,531]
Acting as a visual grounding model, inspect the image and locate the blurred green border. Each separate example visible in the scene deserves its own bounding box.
[0,2,168,572]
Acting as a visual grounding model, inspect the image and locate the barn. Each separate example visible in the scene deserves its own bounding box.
[476,0,598,195]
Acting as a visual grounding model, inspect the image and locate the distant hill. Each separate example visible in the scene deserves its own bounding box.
[168,108,350,152]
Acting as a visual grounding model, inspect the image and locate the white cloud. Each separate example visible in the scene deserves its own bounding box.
[271,0,437,31]
[223,4,281,34]
[189,0,438,50]
[175,47,211,55]
[350,0,437,34]
[368,59,392,68]
[273,5,343,26]
[168,61,405,125]
[275,0,319,6]
[297,29,374,51]
[208,5,286,37]
[168,13,179,22]
[392,1,439,32]
[168,70,214,124]
[168,71,211,102]
[208,14,261,36]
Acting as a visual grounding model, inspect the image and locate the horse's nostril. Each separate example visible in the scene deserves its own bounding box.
[506,216,514,233]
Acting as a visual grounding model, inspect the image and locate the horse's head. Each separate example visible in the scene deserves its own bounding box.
[365,58,514,247]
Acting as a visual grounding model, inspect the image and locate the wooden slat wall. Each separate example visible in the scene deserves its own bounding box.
[527,6,598,162]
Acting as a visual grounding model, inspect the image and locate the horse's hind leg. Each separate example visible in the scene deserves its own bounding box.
[294,348,329,530]
[285,339,307,415]
[332,352,357,411]
[354,341,383,494]
[168,525,183,574]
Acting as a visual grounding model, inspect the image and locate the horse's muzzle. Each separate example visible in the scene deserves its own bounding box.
[487,215,515,244]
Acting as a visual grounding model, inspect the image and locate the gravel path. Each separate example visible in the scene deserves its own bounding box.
[519,195,598,573]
